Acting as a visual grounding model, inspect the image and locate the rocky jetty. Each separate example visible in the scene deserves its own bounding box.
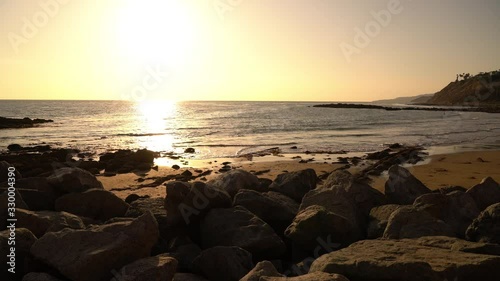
[0,117,53,129]
[1,160,500,281]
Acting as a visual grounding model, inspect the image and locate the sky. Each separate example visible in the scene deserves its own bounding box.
[0,0,499,102]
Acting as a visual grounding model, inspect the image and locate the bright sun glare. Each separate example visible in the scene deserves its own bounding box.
[116,0,198,66]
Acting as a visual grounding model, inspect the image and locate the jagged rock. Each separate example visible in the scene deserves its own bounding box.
[0,228,37,280]
[47,167,103,194]
[208,169,262,198]
[413,191,479,237]
[239,261,284,281]
[164,181,231,225]
[385,165,431,204]
[22,273,64,281]
[172,273,209,281]
[309,237,500,281]
[126,196,172,239]
[466,203,500,244]
[261,272,349,281]
[16,209,85,237]
[383,206,455,239]
[466,177,500,211]
[111,254,178,281]
[200,206,286,259]
[285,205,357,250]
[55,189,129,221]
[30,212,159,281]
[438,185,467,194]
[269,169,317,202]
[233,190,298,234]
[367,204,402,238]
[193,246,253,281]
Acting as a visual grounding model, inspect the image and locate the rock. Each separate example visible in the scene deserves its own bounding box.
[208,169,262,198]
[413,191,479,237]
[55,189,129,221]
[0,228,37,279]
[16,209,85,237]
[99,149,156,173]
[172,273,209,281]
[172,165,180,170]
[47,167,103,194]
[168,243,202,272]
[0,188,28,210]
[0,116,53,129]
[466,177,500,211]
[438,185,467,194]
[193,246,254,281]
[200,206,286,259]
[0,177,56,211]
[385,165,431,204]
[285,205,358,251]
[466,203,500,244]
[124,193,142,204]
[30,211,159,281]
[126,196,172,239]
[111,254,178,281]
[0,161,22,182]
[240,261,284,281]
[383,206,455,239]
[413,236,500,256]
[310,237,500,281]
[233,190,298,234]
[164,181,231,225]
[261,272,349,281]
[184,148,195,153]
[367,204,402,238]
[7,143,23,151]
[22,273,64,281]
[269,169,317,202]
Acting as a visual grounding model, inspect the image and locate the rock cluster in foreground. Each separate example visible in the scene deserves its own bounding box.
[1,163,500,281]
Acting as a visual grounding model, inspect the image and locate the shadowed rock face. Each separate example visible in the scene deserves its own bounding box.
[261,272,350,281]
[30,212,159,281]
[111,254,178,281]
[240,261,284,281]
[269,169,318,202]
[310,237,500,281]
[47,167,104,194]
[385,165,431,205]
[208,169,262,198]
[466,177,500,211]
[192,246,254,281]
[466,203,500,244]
[0,116,53,129]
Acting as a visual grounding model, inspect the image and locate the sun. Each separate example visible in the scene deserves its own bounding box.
[115,0,199,67]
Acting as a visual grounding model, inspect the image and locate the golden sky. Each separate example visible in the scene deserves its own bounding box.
[1,0,499,101]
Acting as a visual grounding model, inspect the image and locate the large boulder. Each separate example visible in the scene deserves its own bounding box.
[126,196,172,239]
[412,236,500,256]
[200,206,286,260]
[309,237,500,281]
[366,204,402,238]
[55,189,129,221]
[30,211,159,281]
[16,209,85,237]
[466,203,500,244]
[0,161,21,182]
[0,189,29,230]
[111,254,178,281]
[383,206,455,239]
[240,261,284,281]
[0,228,37,280]
[164,181,231,225]
[233,190,298,234]
[385,165,431,205]
[261,272,349,281]
[285,205,357,251]
[47,167,103,194]
[269,169,317,202]
[192,246,254,281]
[466,177,500,211]
[413,191,479,237]
[1,177,57,211]
[208,169,262,198]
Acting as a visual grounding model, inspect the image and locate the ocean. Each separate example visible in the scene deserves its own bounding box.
[1,100,499,158]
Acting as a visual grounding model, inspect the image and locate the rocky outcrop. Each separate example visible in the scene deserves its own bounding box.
[385,165,431,204]
[111,254,178,281]
[0,116,53,129]
[269,169,317,202]
[466,177,500,211]
[239,261,284,281]
[466,203,500,244]
[164,181,232,225]
[208,169,262,198]
[383,206,455,239]
[310,237,500,281]
[99,149,158,174]
[30,212,159,281]
[261,272,349,281]
[233,190,298,234]
[47,167,103,194]
[16,209,85,237]
[192,246,254,281]
[200,206,286,259]
[55,189,129,221]
[367,204,402,238]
